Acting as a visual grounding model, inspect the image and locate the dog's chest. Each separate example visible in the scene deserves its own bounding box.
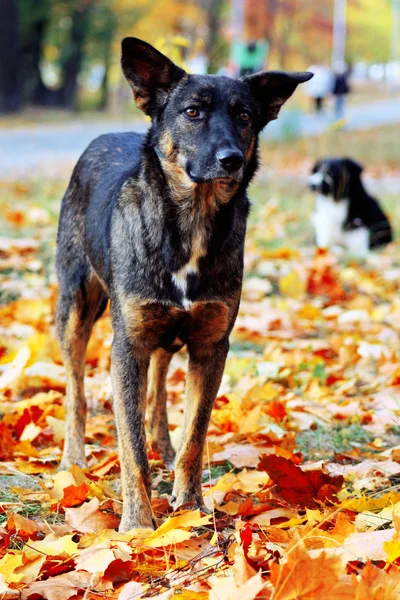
[312,195,349,247]
[172,234,206,308]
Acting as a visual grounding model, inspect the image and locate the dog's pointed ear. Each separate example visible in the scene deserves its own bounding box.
[312,159,322,173]
[242,71,313,127]
[344,158,363,176]
[121,37,186,116]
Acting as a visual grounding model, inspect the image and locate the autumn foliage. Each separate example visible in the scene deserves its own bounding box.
[2,188,400,599]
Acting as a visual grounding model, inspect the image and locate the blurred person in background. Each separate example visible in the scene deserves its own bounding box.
[332,61,351,118]
[231,39,269,77]
[303,63,333,114]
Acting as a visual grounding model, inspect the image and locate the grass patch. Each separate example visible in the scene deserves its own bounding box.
[296,422,375,462]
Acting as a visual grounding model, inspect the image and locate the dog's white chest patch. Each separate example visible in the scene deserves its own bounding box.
[312,194,349,249]
[172,233,206,309]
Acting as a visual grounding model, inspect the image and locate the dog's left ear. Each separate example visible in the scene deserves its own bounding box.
[344,158,363,176]
[242,71,313,127]
[121,37,186,116]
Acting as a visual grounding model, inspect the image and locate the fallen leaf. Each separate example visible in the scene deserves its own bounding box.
[259,455,343,508]
[64,497,120,533]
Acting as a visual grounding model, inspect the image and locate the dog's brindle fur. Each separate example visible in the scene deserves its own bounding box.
[56,38,311,531]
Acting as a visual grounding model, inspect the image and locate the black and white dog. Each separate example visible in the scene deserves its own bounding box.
[309,158,392,257]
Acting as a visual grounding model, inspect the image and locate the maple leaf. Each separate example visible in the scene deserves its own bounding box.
[7,513,40,537]
[0,553,24,583]
[75,545,117,574]
[259,455,343,508]
[21,571,97,600]
[64,497,120,533]
[270,543,353,599]
[25,534,78,558]
[353,561,400,599]
[60,482,89,508]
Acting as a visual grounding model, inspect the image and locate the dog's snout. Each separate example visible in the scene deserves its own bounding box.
[216,149,244,173]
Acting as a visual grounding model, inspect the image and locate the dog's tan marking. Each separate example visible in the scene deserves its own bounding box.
[187,301,230,346]
[121,295,185,351]
[246,136,256,161]
[58,273,105,470]
[159,130,176,159]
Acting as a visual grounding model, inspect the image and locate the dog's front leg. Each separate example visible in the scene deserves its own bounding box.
[172,339,229,510]
[111,332,154,531]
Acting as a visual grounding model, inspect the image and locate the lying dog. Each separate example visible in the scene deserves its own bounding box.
[309,157,392,257]
[56,37,311,531]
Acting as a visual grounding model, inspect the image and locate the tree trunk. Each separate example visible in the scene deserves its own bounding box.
[206,0,224,74]
[59,2,92,110]
[0,0,21,113]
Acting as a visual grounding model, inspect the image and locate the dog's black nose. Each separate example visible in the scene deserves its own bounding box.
[217,149,244,172]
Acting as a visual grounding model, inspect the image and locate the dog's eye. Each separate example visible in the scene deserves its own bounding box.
[238,112,250,122]
[184,107,200,118]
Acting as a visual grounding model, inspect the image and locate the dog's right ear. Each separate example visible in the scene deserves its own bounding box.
[344,158,363,177]
[121,38,186,116]
[312,160,322,173]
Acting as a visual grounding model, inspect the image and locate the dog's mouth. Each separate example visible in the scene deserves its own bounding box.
[187,170,241,185]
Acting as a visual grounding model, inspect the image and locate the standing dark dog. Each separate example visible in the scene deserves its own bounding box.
[56,37,312,531]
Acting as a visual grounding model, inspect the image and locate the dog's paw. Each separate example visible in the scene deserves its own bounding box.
[170,492,209,515]
[59,454,87,471]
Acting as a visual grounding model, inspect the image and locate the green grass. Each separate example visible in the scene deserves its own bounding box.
[295,422,375,462]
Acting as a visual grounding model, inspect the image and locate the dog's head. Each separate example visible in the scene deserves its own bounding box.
[121,38,312,185]
[309,157,363,201]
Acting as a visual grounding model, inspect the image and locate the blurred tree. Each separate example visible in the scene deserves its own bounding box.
[204,0,225,73]
[20,0,51,106]
[0,0,21,113]
[19,0,96,109]
[348,0,392,62]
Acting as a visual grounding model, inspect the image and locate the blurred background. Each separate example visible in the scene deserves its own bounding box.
[0,0,399,302]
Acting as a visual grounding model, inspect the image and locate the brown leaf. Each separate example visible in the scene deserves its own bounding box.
[22,571,95,600]
[64,497,119,533]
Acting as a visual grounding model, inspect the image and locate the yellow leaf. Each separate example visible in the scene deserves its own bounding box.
[0,573,19,596]
[46,416,65,443]
[0,345,30,391]
[75,545,116,574]
[145,528,193,548]
[51,471,77,501]
[344,492,400,513]
[145,509,211,541]
[279,270,306,299]
[384,539,400,564]
[0,553,24,583]
[25,534,78,558]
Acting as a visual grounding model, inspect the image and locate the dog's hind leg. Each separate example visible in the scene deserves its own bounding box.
[147,348,175,468]
[56,267,106,469]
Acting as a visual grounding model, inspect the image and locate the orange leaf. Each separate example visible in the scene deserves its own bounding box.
[354,561,400,599]
[270,543,354,599]
[60,483,89,508]
[258,455,343,508]
[0,423,16,460]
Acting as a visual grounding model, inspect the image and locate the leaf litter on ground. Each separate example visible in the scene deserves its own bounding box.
[2,177,400,598]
